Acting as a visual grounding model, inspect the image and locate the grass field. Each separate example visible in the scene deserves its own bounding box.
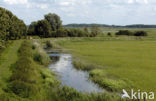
[54,37,156,94]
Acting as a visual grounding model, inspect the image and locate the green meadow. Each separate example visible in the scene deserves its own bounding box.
[53,34,156,94]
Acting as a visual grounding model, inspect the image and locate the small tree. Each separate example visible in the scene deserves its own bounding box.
[35,20,52,38]
[90,26,101,37]
[84,27,89,37]
[134,31,147,36]
[27,21,38,36]
[107,32,112,37]
[115,30,133,36]
[44,13,62,31]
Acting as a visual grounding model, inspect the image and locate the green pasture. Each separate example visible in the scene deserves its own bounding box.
[55,37,156,93]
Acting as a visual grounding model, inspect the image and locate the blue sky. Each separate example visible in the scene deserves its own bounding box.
[0,0,156,25]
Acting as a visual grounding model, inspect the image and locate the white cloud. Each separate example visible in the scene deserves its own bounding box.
[128,0,134,4]
[38,4,48,9]
[59,2,71,6]
[127,0,148,4]
[3,0,28,5]
[1,0,156,25]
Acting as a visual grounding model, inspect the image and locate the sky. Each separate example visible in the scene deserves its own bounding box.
[0,0,156,25]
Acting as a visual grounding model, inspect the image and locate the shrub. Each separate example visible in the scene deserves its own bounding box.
[115,30,133,36]
[46,40,53,48]
[107,32,112,37]
[33,53,42,63]
[33,52,50,65]
[8,80,36,98]
[32,44,36,50]
[134,31,147,36]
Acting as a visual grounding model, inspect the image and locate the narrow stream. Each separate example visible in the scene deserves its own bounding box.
[48,53,103,93]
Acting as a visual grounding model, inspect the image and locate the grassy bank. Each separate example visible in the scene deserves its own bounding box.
[0,39,125,101]
[49,37,156,94]
[0,40,23,93]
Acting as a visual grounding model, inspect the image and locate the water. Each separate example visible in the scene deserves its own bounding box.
[48,53,103,93]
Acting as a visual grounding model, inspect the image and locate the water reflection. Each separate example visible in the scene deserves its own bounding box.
[48,53,103,93]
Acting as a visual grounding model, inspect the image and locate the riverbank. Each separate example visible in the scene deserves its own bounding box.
[41,37,156,95]
[0,39,124,101]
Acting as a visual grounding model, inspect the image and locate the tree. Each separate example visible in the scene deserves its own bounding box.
[44,13,62,31]
[27,21,38,36]
[56,28,68,37]
[35,20,52,38]
[134,31,147,36]
[115,30,133,36]
[107,32,112,37]
[90,26,101,37]
[84,27,89,37]
[0,7,27,40]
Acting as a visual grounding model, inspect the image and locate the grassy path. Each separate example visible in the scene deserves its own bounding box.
[0,40,22,93]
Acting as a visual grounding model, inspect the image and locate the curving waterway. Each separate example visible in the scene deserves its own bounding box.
[48,53,104,93]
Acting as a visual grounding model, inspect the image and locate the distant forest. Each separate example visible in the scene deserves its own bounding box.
[64,24,156,28]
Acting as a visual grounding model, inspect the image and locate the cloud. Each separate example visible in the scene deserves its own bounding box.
[3,0,28,5]
[26,3,48,9]
[127,0,148,4]
[59,2,71,6]
[1,0,156,25]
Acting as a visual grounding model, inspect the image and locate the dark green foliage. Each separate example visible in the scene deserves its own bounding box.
[8,80,36,98]
[115,30,148,36]
[84,27,90,37]
[27,21,38,36]
[115,30,133,36]
[32,44,36,50]
[33,53,42,63]
[46,40,53,48]
[35,20,52,38]
[27,13,100,38]
[56,28,68,37]
[134,31,147,36]
[0,7,27,40]
[90,26,101,37]
[66,28,87,37]
[44,13,62,31]
[107,32,112,37]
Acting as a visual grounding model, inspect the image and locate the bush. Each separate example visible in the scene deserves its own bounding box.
[134,31,147,36]
[46,40,53,48]
[33,52,50,65]
[32,45,36,50]
[8,80,36,98]
[33,53,42,63]
[107,32,112,37]
[115,30,133,36]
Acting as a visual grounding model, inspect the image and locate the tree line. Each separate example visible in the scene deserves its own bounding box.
[115,30,147,36]
[0,6,148,42]
[0,7,27,41]
[27,13,101,38]
[65,24,156,28]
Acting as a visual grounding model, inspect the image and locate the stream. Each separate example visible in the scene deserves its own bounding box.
[48,52,104,93]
